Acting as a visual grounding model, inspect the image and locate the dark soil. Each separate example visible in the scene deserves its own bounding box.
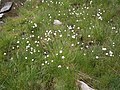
[0,0,26,17]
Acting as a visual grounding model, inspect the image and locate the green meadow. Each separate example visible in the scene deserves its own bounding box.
[0,0,120,90]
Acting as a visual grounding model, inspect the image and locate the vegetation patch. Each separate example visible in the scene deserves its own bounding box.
[0,0,120,90]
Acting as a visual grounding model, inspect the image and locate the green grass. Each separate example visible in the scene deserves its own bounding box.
[0,0,120,90]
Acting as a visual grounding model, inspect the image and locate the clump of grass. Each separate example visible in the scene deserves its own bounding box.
[0,0,120,90]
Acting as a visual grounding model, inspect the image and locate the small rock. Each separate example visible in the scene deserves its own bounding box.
[0,20,4,24]
[0,2,13,13]
[0,13,4,18]
[77,80,95,90]
[53,20,62,25]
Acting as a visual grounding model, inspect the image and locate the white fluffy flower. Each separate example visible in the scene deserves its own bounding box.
[62,56,65,59]
[102,47,107,51]
[59,50,63,54]
[42,63,44,66]
[51,60,54,62]
[96,56,99,59]
[25,57,28,59]
[58,65,61,68]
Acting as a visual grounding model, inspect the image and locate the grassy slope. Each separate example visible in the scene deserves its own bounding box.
[0,0,120,90]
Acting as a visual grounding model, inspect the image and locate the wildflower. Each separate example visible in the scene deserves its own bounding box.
[17,45,19,48]
[71,44,74,47]
[102,47,107,51]
[67,34,70,37]
[88,35,91,37]
[38,50,40,52]
[35,41,37,43]
[77,27,80,29]
[54,33,57,36]
[36,6,38,8]
[58,14,60,16]
[86,45,89,48]
[26,45,30,49]
[105,53,108,56]
[31,35,35,38]
[32,59,34,61]
[41,37,43,40]
[59,34,62,37]
[26,37,28,40]
[82,43,84,45]
[51,60,54,62]
[34,49,36,53]
[32,26,35,28]
[109,51,113,56]
[96,56,99,59]
[30,52,33,54]
[90,0,93,4]
[72,35,76,39]
[112,27,116,30]
[4,53,6,55]
[22,37,24,40]
[31,31,34,33]
[42,63,44,66]
[66,67,69,69]
[56,53,58,56]
[64,30,66,32]
[81,47,83,50]
[59,50,63,54]
[17,41,20,44]
[44,52,47,54]
[89,27,92,30]
[38,36,40,39]
[44,56,47,59]
[58,65,61,68]
[45,61,47,64]
[62,56,65,59]
[47,55,49,57]
[10,57,13,60]
[113,42,115,47]
[36,44,39,47]
[25,57,28,59]
[97,13,100,17]
[68,25,73,30]
[26,41,29,44]
[30,47,33,51]
[12,47,15,50]
[115,31,118,33]
[77,42,80,45]
[98,16,102,20]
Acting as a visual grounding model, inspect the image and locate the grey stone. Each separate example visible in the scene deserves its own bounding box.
[53,20,62,25]
[77,80,95,90]
[0,13,4,18]
[0,2,13,13]
[0,20,4,24]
